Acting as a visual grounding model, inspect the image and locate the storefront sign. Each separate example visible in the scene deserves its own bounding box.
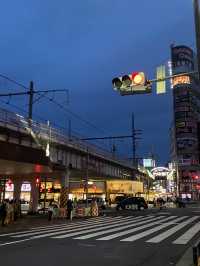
[21,183,31,192]
[173,75,190,86]
[106,180,143,194]
[5,181,14,192]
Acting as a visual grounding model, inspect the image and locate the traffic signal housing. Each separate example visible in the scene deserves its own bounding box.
[112,72,152,96]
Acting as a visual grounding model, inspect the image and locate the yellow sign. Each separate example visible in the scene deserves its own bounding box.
[156,65,166,94]
[106,180,143,194]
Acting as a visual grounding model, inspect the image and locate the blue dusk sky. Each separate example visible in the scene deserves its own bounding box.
[0,0,195,164]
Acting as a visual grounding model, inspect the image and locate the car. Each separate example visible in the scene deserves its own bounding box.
[115,196,127,204]
[116,197,148,211]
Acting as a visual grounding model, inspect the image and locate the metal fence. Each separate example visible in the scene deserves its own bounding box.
[0,107,133,169]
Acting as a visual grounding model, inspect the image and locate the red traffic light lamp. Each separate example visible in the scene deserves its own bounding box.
[131,72,145,85]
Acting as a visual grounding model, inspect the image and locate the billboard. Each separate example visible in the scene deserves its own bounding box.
[143,158,155,168]
[151,167,170,181]
[171,45,194,74]
[172,75,190,86]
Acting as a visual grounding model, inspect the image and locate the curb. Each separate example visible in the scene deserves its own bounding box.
[176,247,193,266]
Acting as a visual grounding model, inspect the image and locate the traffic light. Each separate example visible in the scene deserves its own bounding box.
[112,72,152,95]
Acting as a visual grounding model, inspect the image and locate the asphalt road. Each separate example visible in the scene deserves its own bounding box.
[0,206,200,266]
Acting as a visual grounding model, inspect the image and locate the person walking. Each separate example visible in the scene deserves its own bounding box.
[0,200,7,226]
[66,199,73,220]
[48,201,54,221]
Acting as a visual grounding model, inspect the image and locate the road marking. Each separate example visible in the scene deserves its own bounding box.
[29,216,141,239]
[0,216,116,237]
[0,238,31,246]
[12,216,134,238]
[30,216,113,230]
[74,216,166,240]
[50,216,153,239]
[121,216,189,242]
[158,212,172,215]
[173,221,200,245]
[146,216,199,243]
[97,216,177,241]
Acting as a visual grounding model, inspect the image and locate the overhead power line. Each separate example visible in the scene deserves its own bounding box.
[44,94,109,135]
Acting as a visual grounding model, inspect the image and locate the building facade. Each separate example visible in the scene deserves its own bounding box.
[170,45,200,200]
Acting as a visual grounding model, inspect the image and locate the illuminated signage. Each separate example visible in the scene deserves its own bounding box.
[173,76,190,86]
[151,167,171,181]
[5,181,14,192]
[21,183,31,192]
[143,159,155,168]
[176,122,185,128]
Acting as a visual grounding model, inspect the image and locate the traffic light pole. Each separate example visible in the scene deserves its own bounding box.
[149,71,198,84]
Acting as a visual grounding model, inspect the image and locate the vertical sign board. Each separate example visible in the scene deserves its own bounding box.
[156,65,166,94]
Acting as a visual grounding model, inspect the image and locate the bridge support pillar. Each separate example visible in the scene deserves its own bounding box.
[13,178,22,201]
[29,179,39,214]
[60,169,70,208]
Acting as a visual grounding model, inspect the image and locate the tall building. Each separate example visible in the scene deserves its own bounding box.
[170,45,200,200]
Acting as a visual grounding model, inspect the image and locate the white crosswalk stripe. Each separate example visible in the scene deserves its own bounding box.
[0,216,115,237]
[0,215,200,246]
[32,216,146,239]
[54,216,164,240]
[120,216,195,242]
[173,222,200,245]
[146,216,199,243]
[12,216,135,238]
[74,216,166,240]
[97,216,177,241]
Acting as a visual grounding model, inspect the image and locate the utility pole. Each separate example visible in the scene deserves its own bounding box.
[131,113,142,167]
[85,148,89,207]
[68,119,72,140]
[132,113,136,166]
[193,0,200,80]
[0,82,67,122]
[28,81,34,120]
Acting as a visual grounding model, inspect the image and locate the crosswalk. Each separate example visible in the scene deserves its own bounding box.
[0,215,200,246]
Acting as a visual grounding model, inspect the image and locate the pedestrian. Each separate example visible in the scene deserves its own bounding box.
[66,199,73,220]
[0,200,7,226]
[108,198,112,206]
[48,201,54,221]
[157,197,165,210]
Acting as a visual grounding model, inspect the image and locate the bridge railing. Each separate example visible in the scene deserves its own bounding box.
[0,107,133,168]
